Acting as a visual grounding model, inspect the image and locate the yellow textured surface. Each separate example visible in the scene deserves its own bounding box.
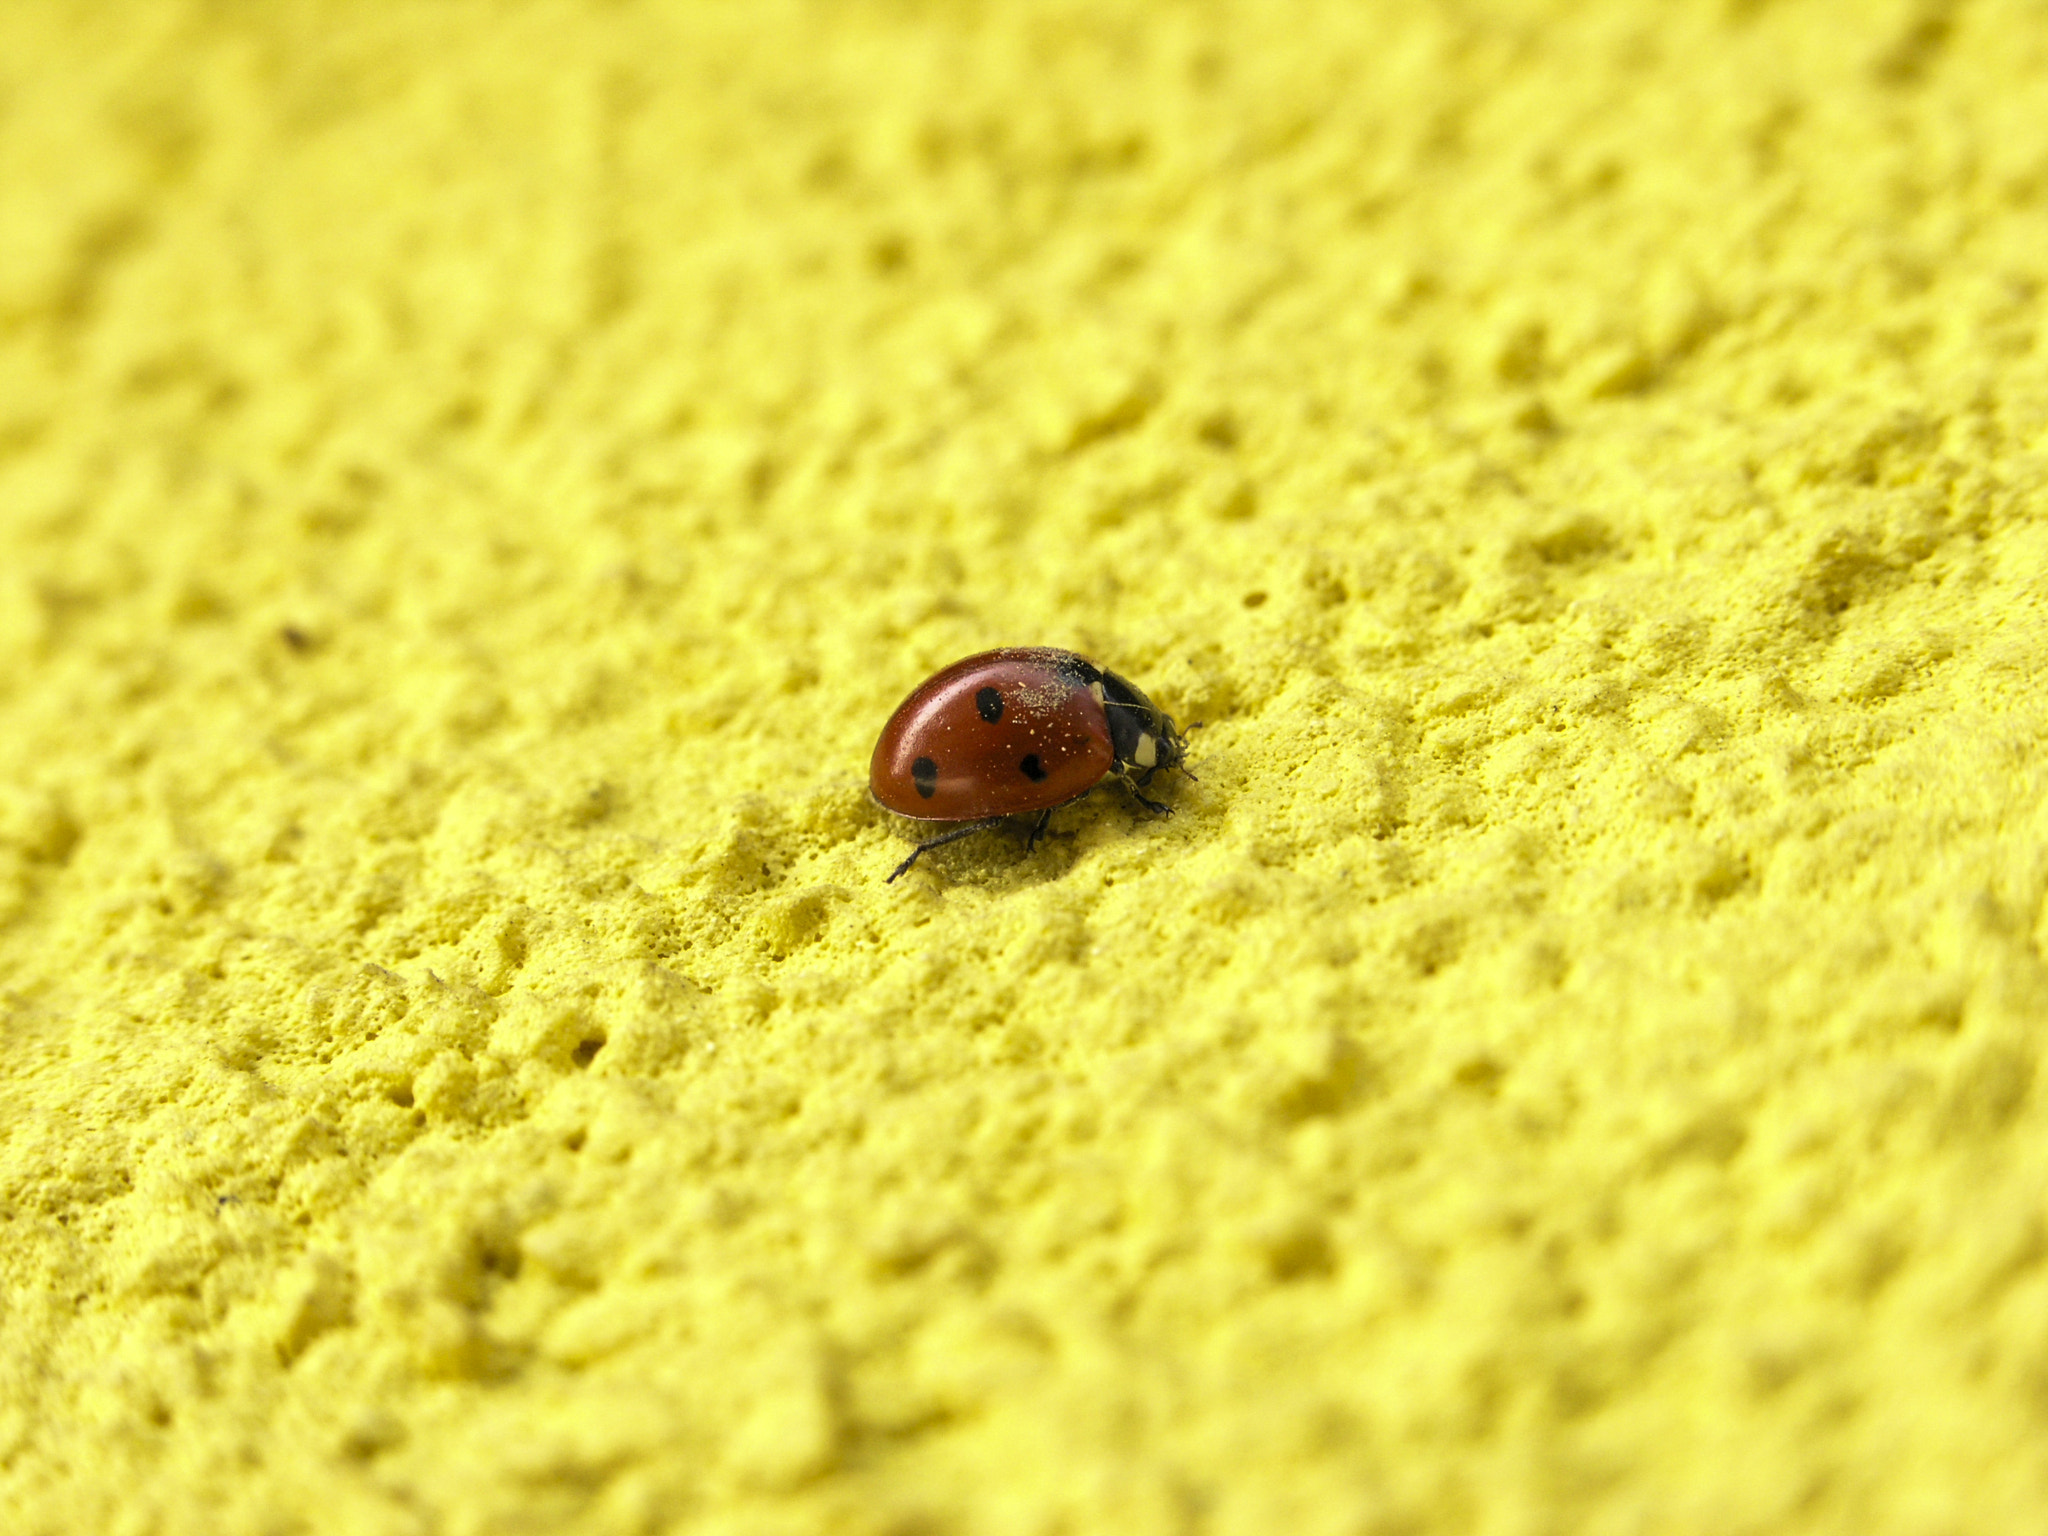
[4,2,2048,1532]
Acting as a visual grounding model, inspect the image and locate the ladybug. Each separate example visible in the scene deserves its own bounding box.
[870,647,1195,882]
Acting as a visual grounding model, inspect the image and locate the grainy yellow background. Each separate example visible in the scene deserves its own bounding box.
[3,1,2047,1532]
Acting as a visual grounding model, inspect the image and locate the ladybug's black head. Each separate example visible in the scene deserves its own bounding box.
[1094,666,1189,786]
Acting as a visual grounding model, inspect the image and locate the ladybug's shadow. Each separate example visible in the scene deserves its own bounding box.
[887,814,1072,887]
[886,793,1180,887]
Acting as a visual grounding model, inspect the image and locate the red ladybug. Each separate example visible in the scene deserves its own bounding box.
[870,647,1195,882]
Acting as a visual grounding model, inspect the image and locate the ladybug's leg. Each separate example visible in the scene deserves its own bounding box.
[1115,767,1173,816]
[887,820,1000,883]
[1024,807,1053,854]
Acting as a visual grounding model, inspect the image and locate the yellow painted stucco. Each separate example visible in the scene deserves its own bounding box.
[4,2,2048,1531]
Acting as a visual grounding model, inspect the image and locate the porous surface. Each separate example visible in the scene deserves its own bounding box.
[4,3,2047,1533]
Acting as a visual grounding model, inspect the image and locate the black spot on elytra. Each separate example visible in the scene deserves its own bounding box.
[912,757,939,798]
[1019,753,1047,782]
[976,685,1004,723]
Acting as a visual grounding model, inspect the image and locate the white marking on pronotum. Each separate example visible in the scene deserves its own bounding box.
[1089,681,1105,704]
[1133,732,1158,769]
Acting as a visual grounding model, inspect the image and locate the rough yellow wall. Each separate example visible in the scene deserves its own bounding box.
[3,1,2047,1532]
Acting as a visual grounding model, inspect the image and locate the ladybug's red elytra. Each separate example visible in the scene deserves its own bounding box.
[870,647,1195,882]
